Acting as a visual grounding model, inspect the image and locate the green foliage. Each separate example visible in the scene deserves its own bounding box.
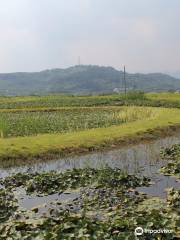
[0,107,155,138]
[1,168,150,195]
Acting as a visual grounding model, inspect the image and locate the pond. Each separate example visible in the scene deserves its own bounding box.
[1,135,180,239]
[0,135,180,207]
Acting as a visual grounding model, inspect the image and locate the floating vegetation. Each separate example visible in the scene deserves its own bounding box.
[0,168,179,239]
[1,168,150,195]
[161,162,180,177]
[0,188,18,223]
[160,145,180,177]
[160,144,180,160]
[167,189,180,209]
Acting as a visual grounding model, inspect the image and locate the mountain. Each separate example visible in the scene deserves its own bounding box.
[168,71,180,79]
[0,65,180,96]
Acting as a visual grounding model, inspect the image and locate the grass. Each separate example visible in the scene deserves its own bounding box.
[148,92,180,102]
[0,107,180,164]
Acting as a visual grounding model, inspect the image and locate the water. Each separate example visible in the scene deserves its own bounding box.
[1,135,180,212]
[14,187,80,216]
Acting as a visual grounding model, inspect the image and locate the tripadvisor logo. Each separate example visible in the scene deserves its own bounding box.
[134,227,173,236]
[135,227,143,236]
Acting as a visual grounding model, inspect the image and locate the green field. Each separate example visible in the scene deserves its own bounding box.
[0,94,132,109]
[0,107,180,165]
[0,92,180,109]
[148,92,180,102]
[0,93,180,163]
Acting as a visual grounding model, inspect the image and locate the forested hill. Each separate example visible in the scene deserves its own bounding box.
[0,65,180,96]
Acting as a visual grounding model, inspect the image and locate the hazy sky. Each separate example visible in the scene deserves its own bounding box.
[0,0,180,73]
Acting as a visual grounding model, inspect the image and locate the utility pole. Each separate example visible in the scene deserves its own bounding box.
[124,65,127,95]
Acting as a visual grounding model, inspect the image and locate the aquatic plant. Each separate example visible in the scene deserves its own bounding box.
[0,168,179,239]
[0,188,18,223]
[160,144,180,177]
[1,168,150,196]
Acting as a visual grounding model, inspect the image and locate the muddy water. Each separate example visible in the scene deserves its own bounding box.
[1,135,180,211]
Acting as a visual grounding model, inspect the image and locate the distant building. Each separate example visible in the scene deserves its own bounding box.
[113,87,134,93]
[113,88,120,93]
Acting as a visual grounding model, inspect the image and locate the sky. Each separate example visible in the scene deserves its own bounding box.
[0,0,180,74]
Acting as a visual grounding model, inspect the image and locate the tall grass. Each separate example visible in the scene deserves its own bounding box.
[117,107,158,122]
